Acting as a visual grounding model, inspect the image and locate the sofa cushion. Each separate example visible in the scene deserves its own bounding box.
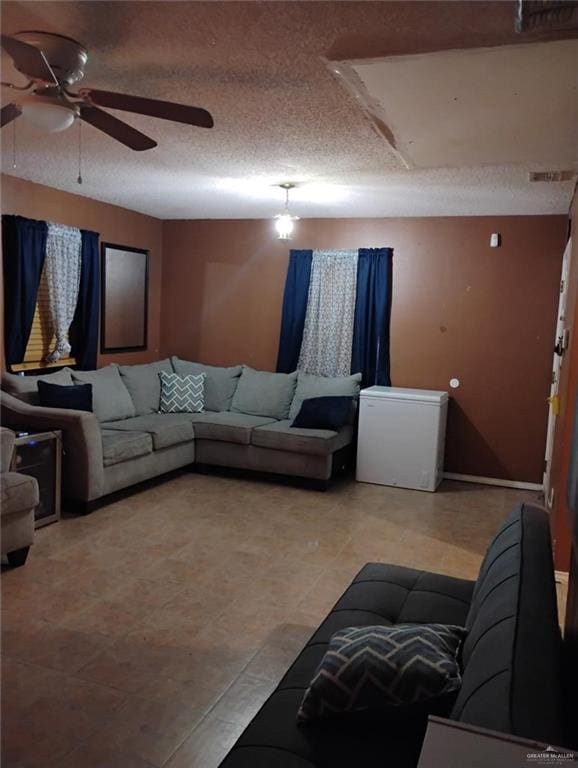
[219,564,474,768]
[451,503,563,745]
[251,420,353,457]
[191,412,277,445]
[104,414,195,450]
[37,381,92,412]
[231,367,297,420]
[1,368,74,406]
[172,357,242,412]
[0,472,39,517]
[71,365,135,423]
[289,372,362,421]
[100,429,153,467]
[119,359,173,415]
[220,688,428,768]
[160,372,205,413]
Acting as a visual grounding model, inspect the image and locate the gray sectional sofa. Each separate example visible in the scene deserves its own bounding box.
[0,358,361,511]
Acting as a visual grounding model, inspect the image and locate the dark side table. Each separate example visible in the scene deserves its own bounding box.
[11,430,62,528]
[417,717,576,768]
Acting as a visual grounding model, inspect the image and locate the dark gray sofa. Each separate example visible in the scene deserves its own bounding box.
[219,503,565,767]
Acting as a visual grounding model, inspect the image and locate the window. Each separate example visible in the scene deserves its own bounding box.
[11,266,76,372]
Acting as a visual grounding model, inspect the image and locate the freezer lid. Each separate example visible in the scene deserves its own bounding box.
[360,386,449,404]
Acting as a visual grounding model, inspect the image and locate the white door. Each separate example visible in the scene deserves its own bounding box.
[544,237,572,505]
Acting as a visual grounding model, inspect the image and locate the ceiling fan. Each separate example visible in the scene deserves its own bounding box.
[0,31,214,150]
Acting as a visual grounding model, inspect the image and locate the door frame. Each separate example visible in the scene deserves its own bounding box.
[544,237,572,504]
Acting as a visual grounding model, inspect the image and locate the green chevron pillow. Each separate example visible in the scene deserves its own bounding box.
[298,623,467,723]
[159,372,205,413]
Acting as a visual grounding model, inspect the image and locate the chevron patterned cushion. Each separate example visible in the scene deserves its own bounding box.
[298,623,467,722]
[159,372,205,413]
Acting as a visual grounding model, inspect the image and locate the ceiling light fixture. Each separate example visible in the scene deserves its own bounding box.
[19,96,78,133]
[274,183,299,241]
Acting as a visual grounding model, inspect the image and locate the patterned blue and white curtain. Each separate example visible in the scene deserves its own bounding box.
[277,247,393,387]
[44,222,82,362]
[298,250,358,376]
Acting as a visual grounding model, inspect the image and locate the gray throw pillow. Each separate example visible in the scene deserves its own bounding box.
[231,366,297,420]
[119,359,173,415]
[1,368,74,405]
[289,371,362,420]
[172,357,242,412]
[298,623,467,722]
[159,372,205,413]
[71,365,135,423]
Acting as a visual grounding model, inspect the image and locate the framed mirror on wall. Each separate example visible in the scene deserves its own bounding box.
[100,243,148,353]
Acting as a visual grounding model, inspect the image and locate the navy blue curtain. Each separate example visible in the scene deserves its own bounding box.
[2,215,48,367]
[70,229,100,370]
[351,247,393,387]
[276,249,313,373]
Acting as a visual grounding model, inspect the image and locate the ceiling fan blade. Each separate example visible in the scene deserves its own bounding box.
[1,103,22,127]
[80,105,157,151]
[1,34,58,84]
[80,88,214,128]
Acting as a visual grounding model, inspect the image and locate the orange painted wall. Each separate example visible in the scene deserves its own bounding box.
[0,173,163,368]
[161,215,568,484]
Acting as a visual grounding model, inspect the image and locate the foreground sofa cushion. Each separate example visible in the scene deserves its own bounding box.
[119,359,173,415]
[231,367,298,420]
[219,564,474,768]
[191,412,277,445]
[289,372,362,421]
[1,368,74,405]
[38,381,92,412]
[252,420,353,457]
[298,623,466,722]
[100,429,153,467]
[71,365,135,423]
[172,357,242,412]
[104,413,195,450]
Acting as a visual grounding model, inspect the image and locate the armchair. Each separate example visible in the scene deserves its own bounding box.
[1,426,38,567]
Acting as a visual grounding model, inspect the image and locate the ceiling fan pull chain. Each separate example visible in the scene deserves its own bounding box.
[12,119,17,169]
[77,118,83,185]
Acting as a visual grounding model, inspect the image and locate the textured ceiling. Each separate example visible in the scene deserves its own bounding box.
[1,1,577,219]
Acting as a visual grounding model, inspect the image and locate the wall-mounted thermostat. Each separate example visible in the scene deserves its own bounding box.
[490,233,501,248]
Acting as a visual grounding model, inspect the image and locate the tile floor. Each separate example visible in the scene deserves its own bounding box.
[1,472,543,768]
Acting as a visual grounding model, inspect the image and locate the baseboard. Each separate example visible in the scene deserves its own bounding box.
[442,472,543,492]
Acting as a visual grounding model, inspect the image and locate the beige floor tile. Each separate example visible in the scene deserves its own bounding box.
[207,672,277,727]
[84,696,204,767]
[164,713,246,768]
[55,744,156,768]
[2,619,113,674]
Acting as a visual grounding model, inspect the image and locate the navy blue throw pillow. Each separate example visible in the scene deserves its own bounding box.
[292,396,353,430]
[37,381,93,412]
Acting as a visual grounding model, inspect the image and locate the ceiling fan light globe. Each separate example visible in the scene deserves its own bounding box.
[21,102,76,132]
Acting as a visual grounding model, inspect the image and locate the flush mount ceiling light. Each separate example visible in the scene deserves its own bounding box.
[274,183,300,241]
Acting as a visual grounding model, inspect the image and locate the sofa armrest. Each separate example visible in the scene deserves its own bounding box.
[0,427,15,473]
[1,391,104,502]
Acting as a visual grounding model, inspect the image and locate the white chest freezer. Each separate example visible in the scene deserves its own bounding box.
[356,386,448,492]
